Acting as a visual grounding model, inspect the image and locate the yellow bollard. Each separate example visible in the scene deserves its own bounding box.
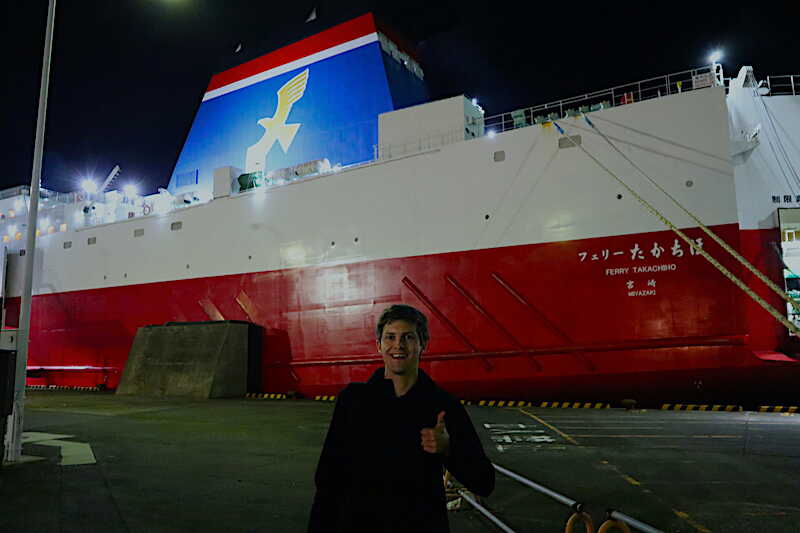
[564,511,595,533]
[597,519,631,533]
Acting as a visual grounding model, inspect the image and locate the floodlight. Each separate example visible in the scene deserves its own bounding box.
[81,179,98,194]
[488,129,497,139]
[709,50,723,63]
[123,183,138,197]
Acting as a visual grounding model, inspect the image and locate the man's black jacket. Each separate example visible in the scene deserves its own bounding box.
[308,368,495,532]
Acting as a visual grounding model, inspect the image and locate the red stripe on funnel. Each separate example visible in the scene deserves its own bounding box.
[207,13,377,92]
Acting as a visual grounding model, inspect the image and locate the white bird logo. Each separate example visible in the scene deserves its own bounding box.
[245,69,309,173]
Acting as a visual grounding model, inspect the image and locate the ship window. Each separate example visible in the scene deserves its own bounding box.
[1,236,8,243]
[558,135,582,149]
[171,221,182,231]
[134,229,144,237]
[493,150,505,162]
[88,237,97,245]
[63,241,72,249]
[60,223,67,232]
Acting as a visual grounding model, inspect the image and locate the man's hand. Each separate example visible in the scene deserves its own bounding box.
[421,411,450,455]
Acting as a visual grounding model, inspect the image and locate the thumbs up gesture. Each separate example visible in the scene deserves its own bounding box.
[421,411,450,455]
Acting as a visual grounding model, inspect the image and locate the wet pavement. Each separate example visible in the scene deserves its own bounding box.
[1,391,799,532]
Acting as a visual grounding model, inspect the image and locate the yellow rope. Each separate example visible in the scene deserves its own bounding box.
[584,115,800,314]
[553,119,800,336]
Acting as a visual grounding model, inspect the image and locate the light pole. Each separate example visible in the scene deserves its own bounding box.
[5,0,57,463]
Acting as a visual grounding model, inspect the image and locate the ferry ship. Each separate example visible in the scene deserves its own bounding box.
[7,13,800,403]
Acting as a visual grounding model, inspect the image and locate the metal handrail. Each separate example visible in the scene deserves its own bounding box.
[767,75,799,95]
[606,510,663,533]
[482,66,718,135]
[492,463,664,533]
[493,463,580,509]
[374,127,465,160]
[457,490,517,533]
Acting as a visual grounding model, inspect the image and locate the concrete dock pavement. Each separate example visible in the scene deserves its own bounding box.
[1,391,799,532]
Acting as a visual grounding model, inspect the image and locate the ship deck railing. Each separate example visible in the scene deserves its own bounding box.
[482,65,720,136]
[767,75,798,96]
[374,68,798,162]
[373,65,722,161]
[373,128,466,161]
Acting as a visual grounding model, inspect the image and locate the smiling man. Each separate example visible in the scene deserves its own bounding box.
[308,304,495,533]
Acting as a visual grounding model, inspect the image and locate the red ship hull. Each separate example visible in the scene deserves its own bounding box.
[14,222,800,404]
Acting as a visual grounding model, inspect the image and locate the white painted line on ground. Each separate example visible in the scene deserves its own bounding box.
[22,432,96,466]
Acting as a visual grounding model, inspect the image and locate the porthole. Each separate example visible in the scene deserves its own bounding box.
[685,180,694,188]
[493,150,506,162]
[616,194,623,200]
[88,237,97,245]
[63,241,72,249]
[134,229,144,237]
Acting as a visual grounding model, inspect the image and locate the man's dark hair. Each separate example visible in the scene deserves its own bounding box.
[375,304,430,347]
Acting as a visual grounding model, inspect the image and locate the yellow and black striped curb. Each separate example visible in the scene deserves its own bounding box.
[661,404,741,411]
[757,405,798,413]
[26,385,102,392]
[245,393,287,400]
[314,395,337,402]
[310,397,611,408]
[460,400,532,407]
[460,400,610,409]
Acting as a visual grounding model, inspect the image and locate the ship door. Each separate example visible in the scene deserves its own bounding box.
[778,208,800,333]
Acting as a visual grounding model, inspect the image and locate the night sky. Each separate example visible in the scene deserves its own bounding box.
[4,1,798,195]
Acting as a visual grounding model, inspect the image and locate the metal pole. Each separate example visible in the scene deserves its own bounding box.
[6,0,57,463]
[608,510,665,533]
[458,490,517,533]
[493,463,579,508]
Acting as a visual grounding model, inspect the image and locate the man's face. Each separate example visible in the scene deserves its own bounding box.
[377,319,424,377]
